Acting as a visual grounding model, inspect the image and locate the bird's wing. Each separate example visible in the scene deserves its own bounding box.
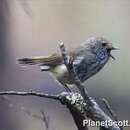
[72,51,97,81]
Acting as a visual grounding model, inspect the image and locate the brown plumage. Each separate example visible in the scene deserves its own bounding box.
[18,53,63,66]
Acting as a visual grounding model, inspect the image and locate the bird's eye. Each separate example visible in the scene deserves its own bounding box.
[102,43,107,47]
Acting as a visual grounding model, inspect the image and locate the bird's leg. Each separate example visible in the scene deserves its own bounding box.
[60,81,72,92]
[64,84,72,92]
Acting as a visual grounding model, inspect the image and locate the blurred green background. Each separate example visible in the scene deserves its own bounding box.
[0,0,130,130]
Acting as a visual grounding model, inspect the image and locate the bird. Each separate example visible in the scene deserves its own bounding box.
[18,37,118,88]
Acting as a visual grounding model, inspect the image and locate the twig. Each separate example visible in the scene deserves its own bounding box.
[0,91,59,100]
[102,98,118,121]
[40,110,50,130]
[18,0,32,16]
[0,95,51,130]
[102,98,123,130]
[59,80,72,92]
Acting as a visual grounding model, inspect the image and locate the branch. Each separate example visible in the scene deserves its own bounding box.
[0,90,121,130]
[86,97,120,130]
[0,91,59,100]
[59,92,88,130]
[0,90,88,130]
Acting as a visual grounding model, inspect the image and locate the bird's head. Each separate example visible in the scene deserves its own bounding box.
[86,37,118,60]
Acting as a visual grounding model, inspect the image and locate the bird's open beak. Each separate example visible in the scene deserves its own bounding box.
[107,43,119,60]
[109,46,119,60]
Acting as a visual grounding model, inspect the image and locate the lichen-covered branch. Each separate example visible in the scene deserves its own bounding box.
[0,91,88,130]
[0,90,121,130]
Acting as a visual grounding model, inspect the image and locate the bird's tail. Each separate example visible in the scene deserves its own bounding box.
[17,54,62,71]
[18,57,45,65]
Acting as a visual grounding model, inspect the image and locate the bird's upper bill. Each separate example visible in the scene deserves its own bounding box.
[106,43,118,51]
